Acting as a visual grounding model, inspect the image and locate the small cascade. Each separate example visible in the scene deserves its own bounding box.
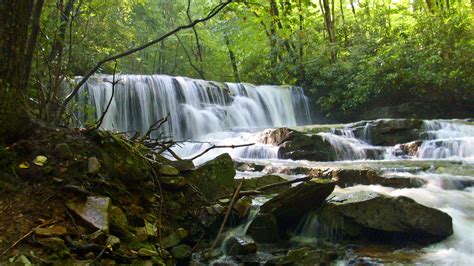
[75,75,311,141]
[418,121,474,160]
[318,128,385,161]
[292,211,342,245]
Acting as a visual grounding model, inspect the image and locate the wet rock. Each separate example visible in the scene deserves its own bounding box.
[233,196,252,218]
[107,235,121,249]
[158,164,179,176]
[55,143,73,159]
[246,213,279,243]
[279,132,337,161]
[237,175,289,194]
[162,228,188,248]
[260,179,336,232]
[259,127,293,145]
[224,235,257,256]
[184,153,236,200]
[168,159,195,172]
[397,141,423,157]
[318,191,453,244]
[33,226,68,237]
[171,244,192,260]
[267,247,338,265]
[158,175,186,190]
[87,157,101,174]
[351,119,423,146]
[333,169,427,188]
[234,161,266,172]
[66,196,111,233]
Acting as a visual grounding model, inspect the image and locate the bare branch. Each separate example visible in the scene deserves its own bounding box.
[188,143,254,161]
[92,60,119,130]
[136,114,170,146]
[61,0,233,112]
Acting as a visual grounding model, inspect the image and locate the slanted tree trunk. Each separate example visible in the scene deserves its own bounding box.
[0,0,35,143]
[321,0,337,61]
[224,35,240,83]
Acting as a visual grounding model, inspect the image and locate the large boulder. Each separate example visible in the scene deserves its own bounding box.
[332,169,427,189]
[317,191,453,244]
[184,153,236,200]
[257,179,336,234]
[236,175,289,194]
[350,119,423,146]
[66,196,111,233]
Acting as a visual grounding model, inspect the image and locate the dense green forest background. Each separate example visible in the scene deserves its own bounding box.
[7,0,474,123]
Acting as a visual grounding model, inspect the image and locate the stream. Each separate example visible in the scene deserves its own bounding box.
[77,75,473,265]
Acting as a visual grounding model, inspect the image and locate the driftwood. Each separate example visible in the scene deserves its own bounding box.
[188,143,254,161]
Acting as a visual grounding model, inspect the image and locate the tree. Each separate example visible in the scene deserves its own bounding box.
[0,0,37,143]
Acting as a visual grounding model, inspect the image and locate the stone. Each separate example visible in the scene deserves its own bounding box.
[67,196,111,233]
[258,127,293,145]
[267,247,338,265]
[237,175,289,194]
[87,157,101,174]
[37,237,67,251]
[170,244,192,260]
[246,213,279,243]
[33,226,68,237]
[223,235,257,256]
[158,164,179,176]
[333,169,427,188]
[138,248,159,257]
[274,129,337,161]
[168,159,195,172]
[184,153,236,200]
[260,179,336,231]
[107,235,121,249]
[158,175,186,190]
[350,119,423,146]
[110,206,130,237]
[162,228,188,248]
[233,196,252,218]
[55,143,73,159]
[317,191,453,244]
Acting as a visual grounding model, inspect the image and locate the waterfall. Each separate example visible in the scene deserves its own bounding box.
[418,120,474,160]
[75,75,311,140]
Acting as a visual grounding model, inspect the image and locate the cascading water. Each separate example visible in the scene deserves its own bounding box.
[74,75,473,264]
[75,75,311,141]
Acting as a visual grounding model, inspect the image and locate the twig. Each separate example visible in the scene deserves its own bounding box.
[210,179,244,251]
[61,0,233,113]
[188,143,254,161]
[0,205,11,215]
[1,219,56,255]
[136,114,169,145]
[93,60,120,130]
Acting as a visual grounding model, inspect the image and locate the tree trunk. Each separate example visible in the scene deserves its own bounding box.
[224,36,240,83]
[0,0,34,143]
[322,0,337,61]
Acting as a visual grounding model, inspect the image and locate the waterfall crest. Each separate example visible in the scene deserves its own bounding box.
[75,75,311,140]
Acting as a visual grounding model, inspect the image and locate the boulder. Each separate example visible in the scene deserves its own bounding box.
[158,164,179,176]
[87,157,101,174]
[184,153,236,200]
[317,191,453,244]
[109,206,130,237]
[246,213,279,243]
[223,235,257,256]
[266,247,338,265]
[237,175,289,194]
[171,244,192,260]
[55,143,73,159]
[168,159,194,172]
[259,179,336,233]
[332,169,427,189]
[66,196,111,233]
[258,127,293,145]
[162,228,188,248]
[351,119,423,146]
[158,175,186,190]
[278,133,337,161]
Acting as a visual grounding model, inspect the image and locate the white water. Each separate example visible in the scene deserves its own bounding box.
[75,75,473,264]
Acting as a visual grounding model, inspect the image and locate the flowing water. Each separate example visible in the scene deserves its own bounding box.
[76,75,473,265]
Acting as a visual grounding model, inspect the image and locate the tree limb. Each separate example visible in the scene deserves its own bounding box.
[188,143,254,161]
[61,0,233,112]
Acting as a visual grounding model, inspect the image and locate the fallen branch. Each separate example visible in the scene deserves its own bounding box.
[1,219,56,255]
[188,143,254,161]
[220,176,312,199]
[210,179,244,251]
[136,114,169,146]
